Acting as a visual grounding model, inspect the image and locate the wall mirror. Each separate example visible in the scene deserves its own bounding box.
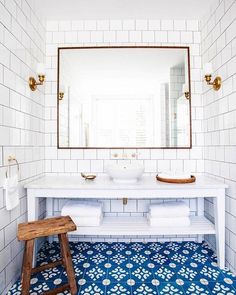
[57,46,191,149]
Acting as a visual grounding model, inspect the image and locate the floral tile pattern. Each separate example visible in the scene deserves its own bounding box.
[8,241,236,294]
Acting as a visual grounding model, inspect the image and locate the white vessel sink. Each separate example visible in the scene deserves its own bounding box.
[106,163,144,183]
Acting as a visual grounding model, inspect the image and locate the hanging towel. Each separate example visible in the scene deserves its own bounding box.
[61,200,103,217]
[71,215,103,227]
[4,174,20,211]
[148,215,191,227]
[149,201,190,218]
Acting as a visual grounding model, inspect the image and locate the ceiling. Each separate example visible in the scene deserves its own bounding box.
[37,0,215,20]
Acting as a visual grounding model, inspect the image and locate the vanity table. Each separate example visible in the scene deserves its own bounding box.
[25,175,227,268]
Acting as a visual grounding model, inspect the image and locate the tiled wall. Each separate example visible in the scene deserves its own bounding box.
[169,66,185,146]
[0,0,45,293]
[201,0,236,272]
[44,19,204,241]
[160,83,170,146]
[45,19,203,174]
[0,0,235,290]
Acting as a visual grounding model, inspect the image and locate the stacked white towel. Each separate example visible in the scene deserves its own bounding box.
[61,200,103,227]
[148,201,191,227]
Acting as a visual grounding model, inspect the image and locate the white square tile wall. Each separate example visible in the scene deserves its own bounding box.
[201,0,236,273]
[45,19,204,175]
[0,0,46,293]
[1,0,236,291]
[44,18,204,242]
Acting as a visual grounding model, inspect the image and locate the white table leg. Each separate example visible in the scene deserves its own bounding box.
[214,191,225,269]
[27,193,39,267]
[197,198,204,243]
[27,194,38,222]
[46,198,54,243]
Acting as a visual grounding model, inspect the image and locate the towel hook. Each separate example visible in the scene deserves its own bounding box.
[6,156,19,178]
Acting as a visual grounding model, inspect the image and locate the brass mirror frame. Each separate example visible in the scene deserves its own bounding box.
[57,46,192,149]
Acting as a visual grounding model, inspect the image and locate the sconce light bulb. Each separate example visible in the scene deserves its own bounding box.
[60,84,66,93]
[182,83,188,93]
[204,62,213,76]
[37,63,45,76]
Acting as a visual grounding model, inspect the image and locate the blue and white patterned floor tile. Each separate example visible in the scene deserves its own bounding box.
[8,241,236,294]
[108,263,130,282]
[79,282,106,294]
[132,282,158,294]
[158,282,185,295]
[183,281,211,295]
[208,281,236,294]
[106,282,132,294]
[154,263,179,283]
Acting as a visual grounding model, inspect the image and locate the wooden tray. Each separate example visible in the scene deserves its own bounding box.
[156,174,196,184]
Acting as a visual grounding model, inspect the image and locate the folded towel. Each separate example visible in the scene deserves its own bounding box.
[71,215,103,227]
[149,201,190,218]
[61,200,103,217]
[158,172,191,179]
[148,215,191,227]
[4,174,20,211]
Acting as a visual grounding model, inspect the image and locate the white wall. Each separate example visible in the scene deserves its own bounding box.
[0,0,45,293]
[44,19,204,241]
[3,0,236,290]
[1,0,236,291]
[45,19,203,173]
[201,0,236,273]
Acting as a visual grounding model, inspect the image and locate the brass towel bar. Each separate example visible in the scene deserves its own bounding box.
[6,156,19,178]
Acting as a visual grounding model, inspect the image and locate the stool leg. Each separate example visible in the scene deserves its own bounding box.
[59,234,77,295]
[21,239,34,295]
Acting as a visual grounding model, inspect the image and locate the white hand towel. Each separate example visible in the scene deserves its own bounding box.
[71,215,103,227]
[149,201,190,218]
[4,174,20,211]
[148,215,191,227]
[61,200,103,217]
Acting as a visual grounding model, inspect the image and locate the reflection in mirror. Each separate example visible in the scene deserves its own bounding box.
[58,47,191,148]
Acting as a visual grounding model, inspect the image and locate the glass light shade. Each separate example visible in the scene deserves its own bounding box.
[37,63,45,76]
[182,83,189,93]
[60,84,65,93]
[204,62,213,75]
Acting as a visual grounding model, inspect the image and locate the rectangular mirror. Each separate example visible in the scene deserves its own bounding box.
[57,46,192,149]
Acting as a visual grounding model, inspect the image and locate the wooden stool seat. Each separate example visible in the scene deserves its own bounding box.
[18,216,77,295]
[18,216,76,240]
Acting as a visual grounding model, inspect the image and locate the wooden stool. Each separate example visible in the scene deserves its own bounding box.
[17,216,77,295]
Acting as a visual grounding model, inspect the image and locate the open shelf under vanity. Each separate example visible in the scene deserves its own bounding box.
[69,216,215,236]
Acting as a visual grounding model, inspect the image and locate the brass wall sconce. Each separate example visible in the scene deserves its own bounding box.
[184,92,190,99]
[204,63,222,91]
[59,92,64,100]
[58,85,65,100]
[123,198,128,205]
[182,84,190,100]
[29,63,45,91]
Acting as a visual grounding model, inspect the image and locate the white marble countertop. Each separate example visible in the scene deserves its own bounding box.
[25,175,228,190]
